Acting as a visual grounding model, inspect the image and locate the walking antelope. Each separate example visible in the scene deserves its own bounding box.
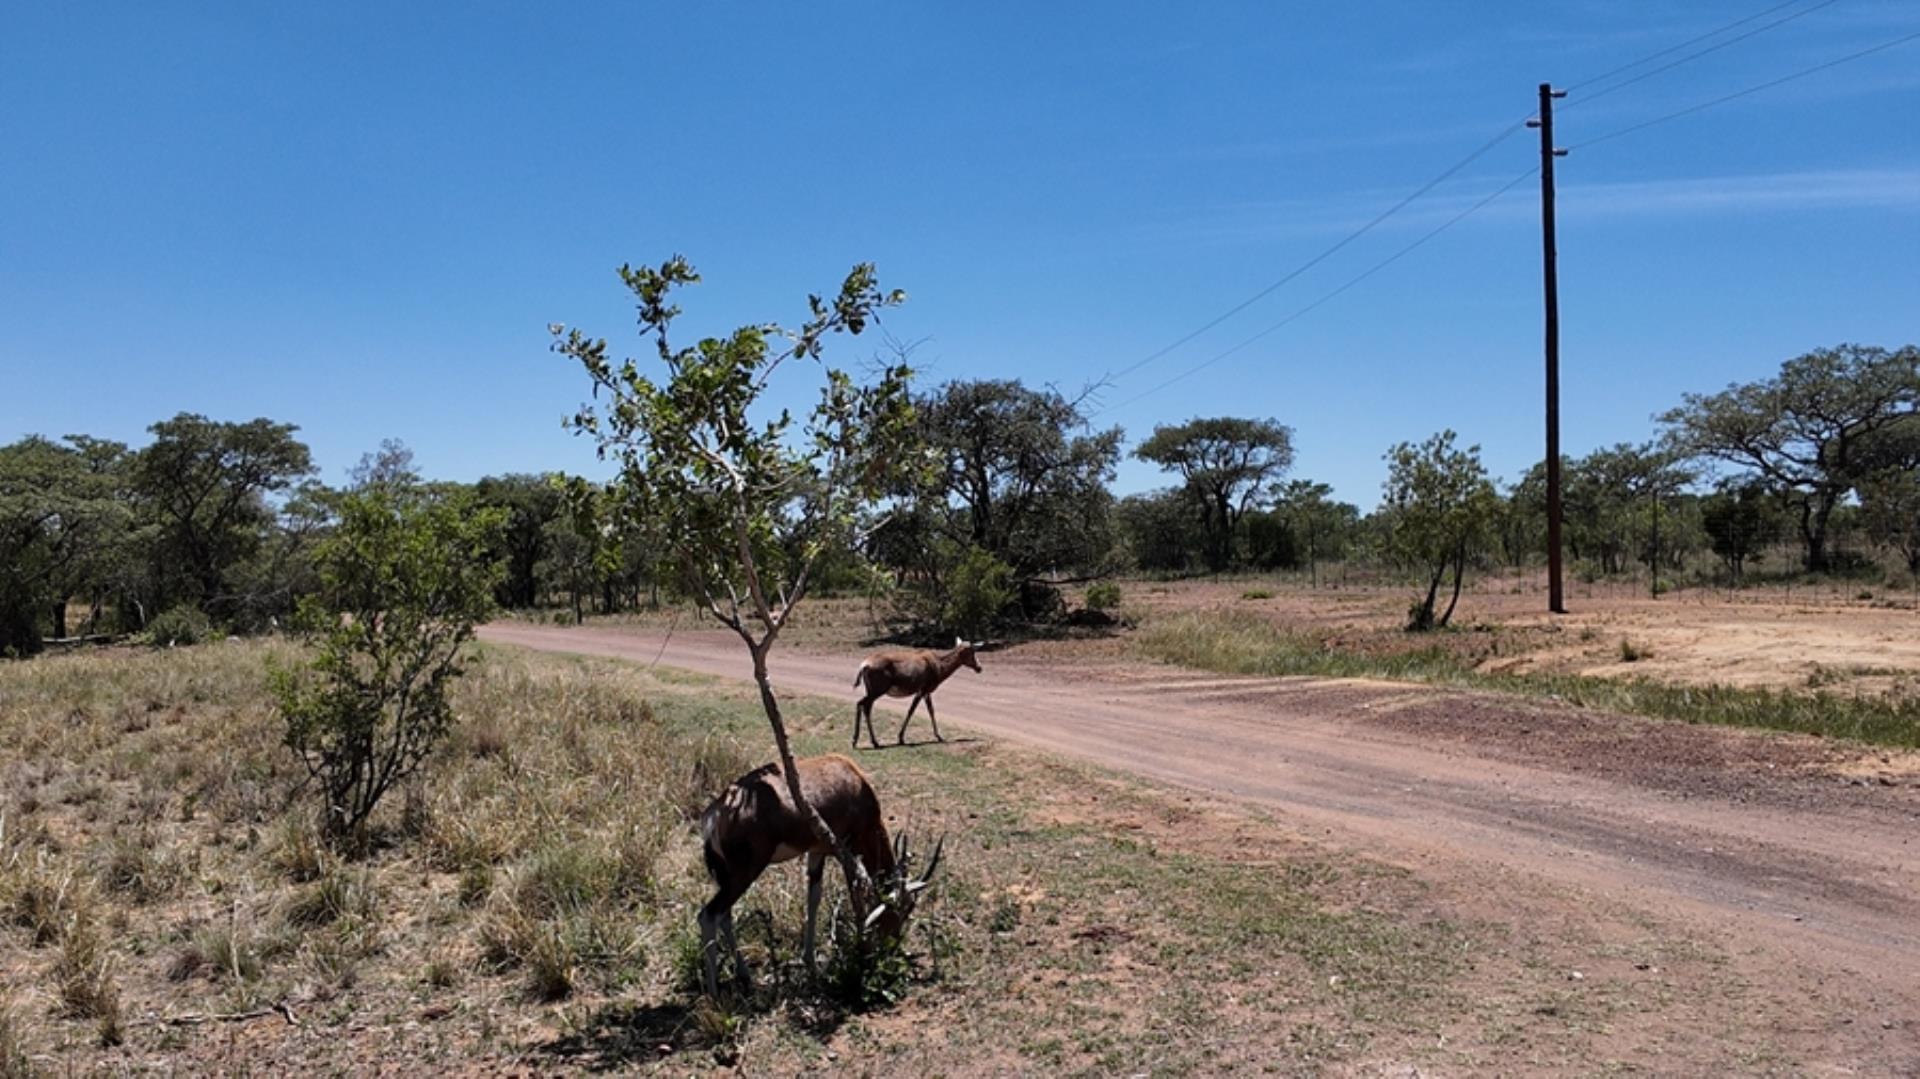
[696,753,942,996]
[851,638,982,748]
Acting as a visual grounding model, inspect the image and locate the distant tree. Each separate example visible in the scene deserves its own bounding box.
[916,378,1122,581]
[1660,344,1919,572]
[1859,468,1920,581]
[1607,444,1694,596]
[223,479,336,631]
[1700,481,1781,585]
[1135,417,1294,572]
[1500,464,1551,570]
[1275,480,1351,587]
[1382,431,1498,631]
[41,436,138,638]
[0,437,128,654]
[540,476,616,623]
[554,256,917,914]
[1241,508,1299,571]
[1115,490,1205,574]
[134,413,315,618]
[348,438,421,492]
[275,488,503,846]
[474,473,564,608]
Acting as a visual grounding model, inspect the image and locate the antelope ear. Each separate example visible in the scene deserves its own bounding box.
[954,636,964,648]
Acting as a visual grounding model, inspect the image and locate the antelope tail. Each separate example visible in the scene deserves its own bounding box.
[698,801,727,882]
[853,663,867,688]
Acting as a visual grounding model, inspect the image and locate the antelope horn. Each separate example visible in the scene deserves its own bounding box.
[910,834,945,888]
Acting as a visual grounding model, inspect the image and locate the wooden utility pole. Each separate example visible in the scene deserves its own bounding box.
[1530,83,1569,614]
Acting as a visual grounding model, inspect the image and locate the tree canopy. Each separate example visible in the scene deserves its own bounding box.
[134,412,316,619]
[0,437,129,654]
[1660,344,1919,571]
[553,255,918,908]
[917,378,1122,579]
[1136,417,1294,571]
[1382,430,1498,630]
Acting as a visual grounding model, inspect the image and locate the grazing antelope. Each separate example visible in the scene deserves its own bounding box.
[851,637,982,748]
[696,753,942,996]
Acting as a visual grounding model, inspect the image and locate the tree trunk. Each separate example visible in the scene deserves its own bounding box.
[1649,493,1661,599]
[750,644,874,908]
[1438,542,1466,628]
[51,600,68,641]
[1207,492,1233,572]
[1802,492,1838,573]
[1413,562,1446,630]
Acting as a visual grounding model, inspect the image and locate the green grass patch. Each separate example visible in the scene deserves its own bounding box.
[1139,610,1920,749]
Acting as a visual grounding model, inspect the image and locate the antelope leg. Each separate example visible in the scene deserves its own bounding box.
[803,852,827,974]
[897,694,923,744]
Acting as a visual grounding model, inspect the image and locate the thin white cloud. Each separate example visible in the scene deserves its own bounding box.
[1558,167,1920,217]
[1152,166,1920,247]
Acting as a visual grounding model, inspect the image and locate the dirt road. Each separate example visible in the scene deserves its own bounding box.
[479,622,1920,1026]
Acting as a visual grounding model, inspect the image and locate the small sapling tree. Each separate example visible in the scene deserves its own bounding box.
[552,256,918,913]
[274,488,504,847]
[1383,430,1498,631]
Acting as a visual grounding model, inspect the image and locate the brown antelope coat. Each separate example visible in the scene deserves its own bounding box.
[697,754,935,995]
[851,638,981,747]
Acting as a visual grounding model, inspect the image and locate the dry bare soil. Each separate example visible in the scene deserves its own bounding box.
[1124,573,1920,696]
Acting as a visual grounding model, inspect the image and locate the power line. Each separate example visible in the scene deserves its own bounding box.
[1565,0,1830,93]
[1094,19,1920,417]
[1101,0,1851,391]
[1104,119,1528,385]
[1094,168,1539,416]
[1572,27,1920,150]
[1566,0,1844,108]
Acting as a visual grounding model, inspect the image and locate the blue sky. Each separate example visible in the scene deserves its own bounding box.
[4,2,1916,508]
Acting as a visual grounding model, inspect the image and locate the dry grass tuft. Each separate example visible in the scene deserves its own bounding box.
[0,998,35,1079]
[52,917,121,1044]
[283,863,380,929]
[93,830,186,903]
[2,855,86,949]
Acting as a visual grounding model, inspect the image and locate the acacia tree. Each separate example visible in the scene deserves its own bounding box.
[553,256,917,907]
[134,413,316,617]
[1135,417,1294,572]
[1660,344,1919,572]
[1383,431,1498,631]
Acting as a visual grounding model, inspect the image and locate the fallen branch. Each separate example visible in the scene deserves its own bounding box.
[40,633,127,647]
[150,1000,299,1027]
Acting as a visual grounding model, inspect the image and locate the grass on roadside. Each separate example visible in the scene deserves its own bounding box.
[1139,609,1920,749]
[0,636,1515,1075]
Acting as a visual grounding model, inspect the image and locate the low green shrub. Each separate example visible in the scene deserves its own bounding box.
[146,605,212,648]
